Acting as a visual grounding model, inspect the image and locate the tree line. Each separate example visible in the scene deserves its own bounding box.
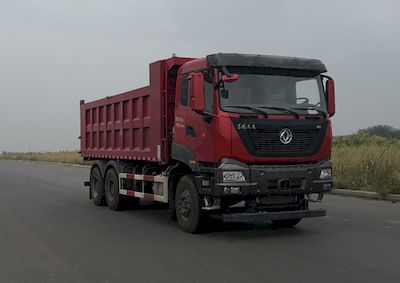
[357,125,400,139]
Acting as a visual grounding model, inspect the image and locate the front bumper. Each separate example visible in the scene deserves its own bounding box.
[215,208,327,223]
[199,159,332,197]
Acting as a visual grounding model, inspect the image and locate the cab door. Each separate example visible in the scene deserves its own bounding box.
[184,71,216,163]
[173,73,189,146]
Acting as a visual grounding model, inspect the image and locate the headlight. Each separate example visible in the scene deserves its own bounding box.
[222,171,246,182]
[320,168,332,179]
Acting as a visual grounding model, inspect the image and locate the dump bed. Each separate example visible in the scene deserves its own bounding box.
[80,57,193,164]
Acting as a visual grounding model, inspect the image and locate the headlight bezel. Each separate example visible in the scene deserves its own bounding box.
[320,168,332,179]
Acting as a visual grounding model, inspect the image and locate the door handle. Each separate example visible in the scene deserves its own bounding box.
[185,125,196,137]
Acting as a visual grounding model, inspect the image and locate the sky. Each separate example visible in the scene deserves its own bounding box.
[1,0,399,151]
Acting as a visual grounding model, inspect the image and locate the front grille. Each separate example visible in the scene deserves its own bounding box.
[232,118,327,158]
[249,129,319,154]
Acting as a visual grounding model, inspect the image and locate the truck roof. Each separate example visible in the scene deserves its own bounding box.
[206,53,326,75]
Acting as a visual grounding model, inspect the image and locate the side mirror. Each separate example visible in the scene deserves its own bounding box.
[326,79,335,117]
[222,74,239,83]
[190,72,205,112]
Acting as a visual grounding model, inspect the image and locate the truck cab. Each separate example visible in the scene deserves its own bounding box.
[171,53,334,229]
[82,53,335,233]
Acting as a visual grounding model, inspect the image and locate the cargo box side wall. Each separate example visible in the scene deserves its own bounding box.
[80,61,165,162]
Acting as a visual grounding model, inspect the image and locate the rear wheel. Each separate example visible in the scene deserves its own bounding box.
[105,168,125,211]
[90,167,105,206]
[175,175,205,233]
[272,218,302,228]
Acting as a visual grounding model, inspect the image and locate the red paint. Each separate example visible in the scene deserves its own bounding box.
[80,57,193,163]
[81,55,334,166]
[221,74,239,83]
[143,193,155,201]
[143,175,155,182]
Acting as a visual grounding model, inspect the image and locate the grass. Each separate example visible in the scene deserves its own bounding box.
[0,151,88,165]
[332,134,400,195]
[1,134,399,195]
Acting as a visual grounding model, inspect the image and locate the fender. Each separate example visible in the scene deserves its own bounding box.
[171,142,200,172]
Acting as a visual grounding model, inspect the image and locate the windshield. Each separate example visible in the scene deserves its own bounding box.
[219,67,327,115]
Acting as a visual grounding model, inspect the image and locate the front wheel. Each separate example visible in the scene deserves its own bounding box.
[175,175,205,233]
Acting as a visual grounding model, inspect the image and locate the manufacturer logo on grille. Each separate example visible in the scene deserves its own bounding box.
[237,123,256,130]
[279,128,293,144]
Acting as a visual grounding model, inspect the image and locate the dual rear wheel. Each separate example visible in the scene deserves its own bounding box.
[90,167,205,233]
[90,167,135,211]
[90,167,105,206]
[104,168,125,211]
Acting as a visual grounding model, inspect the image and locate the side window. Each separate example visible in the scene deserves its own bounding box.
[295,79,320,105]
[180,74,189,106]
[204,71,214,113]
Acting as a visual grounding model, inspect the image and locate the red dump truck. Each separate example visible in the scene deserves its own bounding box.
[80,53,335,233]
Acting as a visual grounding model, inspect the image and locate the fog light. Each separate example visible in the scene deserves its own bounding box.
[230,187,241,194]
[320,168,332,179]
[223,186,241,194]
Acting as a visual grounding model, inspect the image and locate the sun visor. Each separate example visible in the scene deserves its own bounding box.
[206,53,327,76]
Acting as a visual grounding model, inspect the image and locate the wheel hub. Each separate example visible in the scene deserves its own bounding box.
[92,178,99,198]
[107,180,116,202]
[177,191,192,221]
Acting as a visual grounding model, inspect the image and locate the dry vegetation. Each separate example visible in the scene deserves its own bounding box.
[1,134,399,195]
[0,151,88,165]
[333,134,400,195]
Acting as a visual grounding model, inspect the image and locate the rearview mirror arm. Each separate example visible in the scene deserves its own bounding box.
[214,66,232,89]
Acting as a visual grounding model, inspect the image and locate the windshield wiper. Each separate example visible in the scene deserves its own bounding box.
[223,105,269,117]
[259,106,300,119]
[291,105,327,118]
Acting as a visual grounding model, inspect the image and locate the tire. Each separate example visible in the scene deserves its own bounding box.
[104,168,125,211]
[90,167,105,206]
[175,175,205,233]
[272,218,302,228]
